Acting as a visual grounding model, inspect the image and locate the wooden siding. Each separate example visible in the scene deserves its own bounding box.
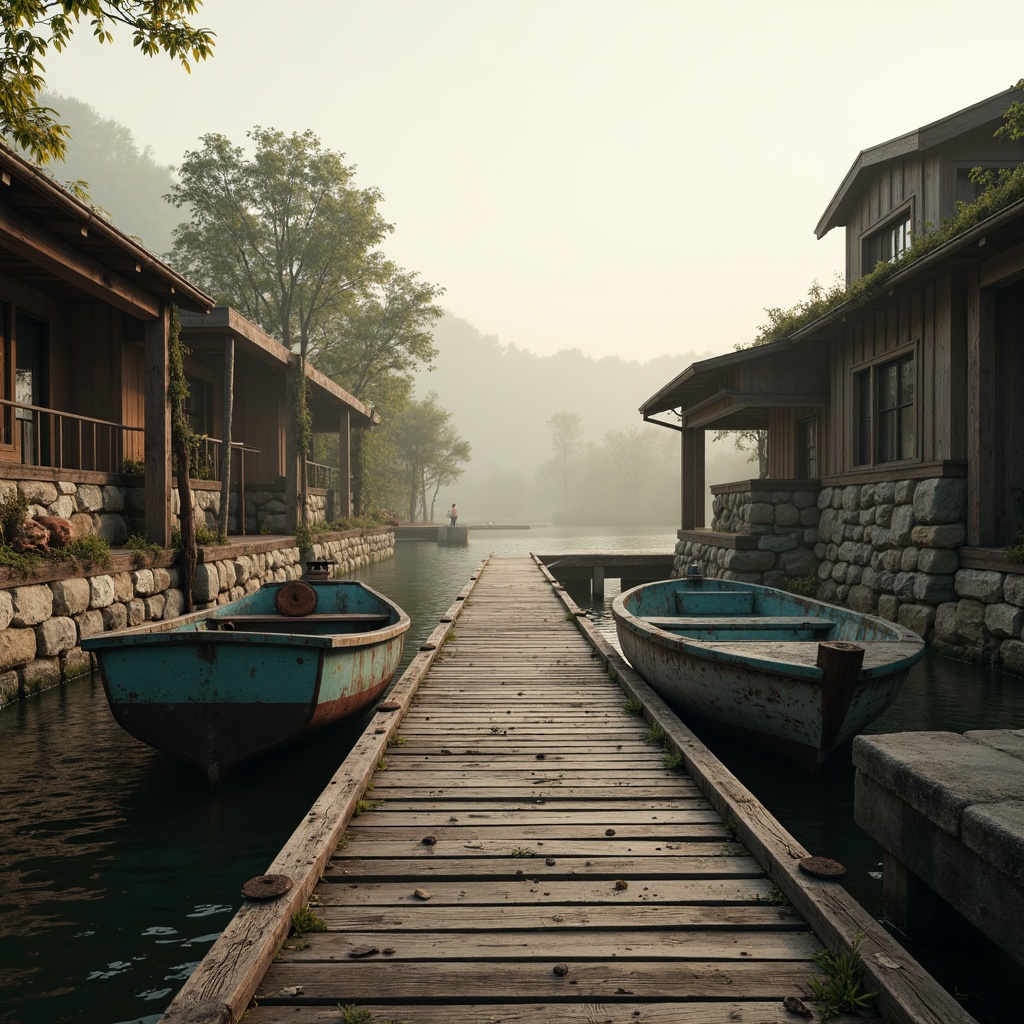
[822,274,966,477]
[767,406,826,480]
[990,277,1024,542]
[845,123,1024,282]
[234,371,286,482]
[122,342,145,463]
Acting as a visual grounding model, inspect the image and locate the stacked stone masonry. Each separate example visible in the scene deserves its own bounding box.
[1,476,330,546]
[674,475,1024,676]
[0,529,394,708]
[674,483,821,589]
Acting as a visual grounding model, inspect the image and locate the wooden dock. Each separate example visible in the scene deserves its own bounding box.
[162,557,975,1024]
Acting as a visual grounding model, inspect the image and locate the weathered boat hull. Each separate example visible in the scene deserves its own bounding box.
[612,578,924,771]
[84,579,409,783]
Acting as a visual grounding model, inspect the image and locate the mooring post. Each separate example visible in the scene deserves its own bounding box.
[592,566,605,601]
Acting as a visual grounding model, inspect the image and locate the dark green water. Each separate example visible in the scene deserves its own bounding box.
[0,526,1021,1023]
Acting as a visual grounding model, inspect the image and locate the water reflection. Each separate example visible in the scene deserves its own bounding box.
[2,525,1022,1024]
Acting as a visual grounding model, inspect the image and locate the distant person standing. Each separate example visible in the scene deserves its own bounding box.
[449,503,459,528]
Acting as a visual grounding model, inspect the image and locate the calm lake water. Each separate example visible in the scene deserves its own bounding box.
[1,524,1021,1024]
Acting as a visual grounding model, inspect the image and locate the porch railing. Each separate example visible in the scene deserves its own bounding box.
[0,398,143,473]
[307,459,340,494]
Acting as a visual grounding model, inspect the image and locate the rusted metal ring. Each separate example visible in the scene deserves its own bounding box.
[241,874,294,901]
[798,856,847,879]
[275,580,318,617]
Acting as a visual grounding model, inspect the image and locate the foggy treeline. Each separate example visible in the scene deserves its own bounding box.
[415,316,755,525]
[40,93,759,527]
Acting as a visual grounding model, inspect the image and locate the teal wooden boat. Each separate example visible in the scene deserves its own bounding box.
[612,576,924,771]
[82,578,410,783]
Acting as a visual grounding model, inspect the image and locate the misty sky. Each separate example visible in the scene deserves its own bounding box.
[44,0,1024,362]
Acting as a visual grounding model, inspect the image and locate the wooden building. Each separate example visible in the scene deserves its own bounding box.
[644,87,1024,670]
[178,307,377,531]
[0,143,373,545]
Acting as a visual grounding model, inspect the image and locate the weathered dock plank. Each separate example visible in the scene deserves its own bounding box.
[162,555,971,1024]
[242,558,879,1023]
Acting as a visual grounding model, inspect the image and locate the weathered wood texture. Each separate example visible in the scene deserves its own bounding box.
[543,559,978,1024]
[158,563,487,1024]
[245,558,878,1024]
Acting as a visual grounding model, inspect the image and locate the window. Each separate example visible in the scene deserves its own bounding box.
[797,417,818,479]
[854,352,915,466]
[877,355,914,462]
[15,314,48,465]
[863,211,912,271]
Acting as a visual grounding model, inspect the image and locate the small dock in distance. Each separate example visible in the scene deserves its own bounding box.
[536,551,675,599]
[161,557,973,1024]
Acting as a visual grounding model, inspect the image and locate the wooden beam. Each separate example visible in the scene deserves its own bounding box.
[979,240,1024,289]
[0,200,162,318]
[967,269,996,546]
[143,307,172,545]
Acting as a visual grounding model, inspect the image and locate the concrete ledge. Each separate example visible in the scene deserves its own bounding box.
[854,730,1024,964]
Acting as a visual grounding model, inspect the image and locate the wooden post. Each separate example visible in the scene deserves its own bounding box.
[592,565,605,602]
[284,359,300,534]
[967,268,996,546]
[143,304,171,546]
[817,640,865,757]
[217,337,234,537]
[338,409,351,518]
[680,428,705,530]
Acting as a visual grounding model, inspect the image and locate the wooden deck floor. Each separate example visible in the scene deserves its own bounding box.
[243,557,864,1023]
[164,556,974,1024]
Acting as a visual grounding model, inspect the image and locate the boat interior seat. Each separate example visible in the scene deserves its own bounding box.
[208,612,391,628]
[645,615,835,633]
[673,590,755,615]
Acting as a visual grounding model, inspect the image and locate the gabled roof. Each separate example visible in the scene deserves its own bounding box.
[0,143,213,318]
[815,87,1019,239]
[646,193,1024,424]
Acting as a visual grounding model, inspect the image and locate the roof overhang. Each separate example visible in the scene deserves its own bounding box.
[0,143,213,318]
[646,193,1024,430]
[179,307,378,428]
[815,87,1019,239]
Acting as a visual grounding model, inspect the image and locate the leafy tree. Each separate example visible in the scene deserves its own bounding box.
[313,264,443,401]
[0,1,214,163]
[167,127,391,359]
[547,411,584,517]
[387,393,470,523]
[166,126,394,523]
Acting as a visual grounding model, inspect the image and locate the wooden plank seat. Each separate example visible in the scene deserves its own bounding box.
[644,615,835,632]
[209,612,391,627]
[674,590,755,615]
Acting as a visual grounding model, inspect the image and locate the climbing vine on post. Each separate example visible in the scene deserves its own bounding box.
[168,306,197,613]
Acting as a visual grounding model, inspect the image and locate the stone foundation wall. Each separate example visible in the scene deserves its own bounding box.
[2,475,330,546]
[816,477,1024,673]
[0,528,395,708]
[673,482,820,587]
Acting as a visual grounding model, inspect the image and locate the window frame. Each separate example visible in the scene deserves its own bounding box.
[797,415,819,480]
[860,202,914,276]
[851,343,919,469]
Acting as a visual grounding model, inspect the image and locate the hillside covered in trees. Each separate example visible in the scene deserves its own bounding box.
[414,315,754,524]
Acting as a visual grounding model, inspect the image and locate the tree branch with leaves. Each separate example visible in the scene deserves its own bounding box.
[1,1,214,163]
